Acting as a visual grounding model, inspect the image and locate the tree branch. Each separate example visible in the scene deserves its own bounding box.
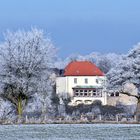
[120,90,139,100]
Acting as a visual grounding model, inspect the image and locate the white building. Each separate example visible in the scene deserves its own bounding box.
[56,61,107,105]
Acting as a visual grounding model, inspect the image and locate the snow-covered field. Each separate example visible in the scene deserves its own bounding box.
[0,124,140,140]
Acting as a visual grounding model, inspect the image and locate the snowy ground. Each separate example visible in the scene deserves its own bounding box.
[0,124,140,140]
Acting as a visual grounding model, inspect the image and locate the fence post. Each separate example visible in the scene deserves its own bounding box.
[43,115,47,123]
[99,114,102,121]
[25,115,28,123]
[134,115,137,122]
[116,115,119,122]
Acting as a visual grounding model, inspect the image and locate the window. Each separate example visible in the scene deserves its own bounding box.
[93,89,96,96]
[74,78,77,84]
[84,90,88,96]
[96,79,99,84]
[75,93,79,96]
[74,89,80,96]
[115,92,119,96]
[110,93,114,96]
[80,90,83,96]
[88,90,92,96]
[85,78,88,84]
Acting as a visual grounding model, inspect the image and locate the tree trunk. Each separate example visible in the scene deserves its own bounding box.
[135,99,140,122]
[18,95,22,118]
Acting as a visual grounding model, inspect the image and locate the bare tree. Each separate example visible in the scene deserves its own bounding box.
[0,28,57,118]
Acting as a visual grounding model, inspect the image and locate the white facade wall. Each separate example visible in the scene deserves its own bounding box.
[56,76,107,105]
[65,76,106,96]
[56,77,66,95]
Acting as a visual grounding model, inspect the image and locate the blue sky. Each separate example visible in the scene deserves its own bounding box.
[0,0,140,57]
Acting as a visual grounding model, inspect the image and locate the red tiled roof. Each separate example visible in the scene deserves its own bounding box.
[64,61,104,76]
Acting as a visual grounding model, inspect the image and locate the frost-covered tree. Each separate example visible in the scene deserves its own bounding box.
[107,55,130,90]
[87,52,122,74]
[107,43,140,121]
[0,28,57,117]
[0,98,16,122]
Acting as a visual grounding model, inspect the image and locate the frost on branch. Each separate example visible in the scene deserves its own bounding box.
[107,43,140,94]
[0,28,57,117]
[0,98,16,122]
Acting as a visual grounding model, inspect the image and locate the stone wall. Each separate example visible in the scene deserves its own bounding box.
[108,83,138,107]
[107,94,137,106]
